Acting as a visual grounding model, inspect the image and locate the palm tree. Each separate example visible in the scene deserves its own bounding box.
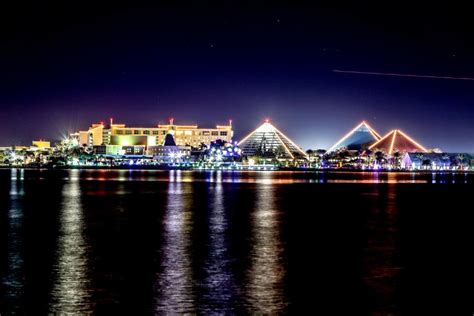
[392,151,401,168]
[316,149,327,156]
[441,153,450,169]
[422,158,431,169]
[457,153,465,168]
[305,149,318,167]
[375,151,385,165]
[414,153,424,169]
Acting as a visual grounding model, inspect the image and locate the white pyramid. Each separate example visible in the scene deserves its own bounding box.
[238,122,308,160]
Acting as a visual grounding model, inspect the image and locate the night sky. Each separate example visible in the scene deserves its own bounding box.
[1,3,474,151]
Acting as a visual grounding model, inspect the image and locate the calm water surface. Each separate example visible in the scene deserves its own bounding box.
[0,169,472,314]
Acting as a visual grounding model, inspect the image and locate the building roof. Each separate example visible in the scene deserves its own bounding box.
[328,121,381,152]
[403,152,474,167]
[163,134,177,146]
[238,121,308,159]
[369,129,427,154]
[405,152,474,160]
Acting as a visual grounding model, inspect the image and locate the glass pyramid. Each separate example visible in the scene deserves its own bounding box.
[328,121,381,152]
[369,129,427,154]
[238,122,308,159]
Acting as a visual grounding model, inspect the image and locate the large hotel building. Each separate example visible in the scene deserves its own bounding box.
[74,118,234,149]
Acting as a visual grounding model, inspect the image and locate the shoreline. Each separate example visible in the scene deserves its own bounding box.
[1,165,472,173]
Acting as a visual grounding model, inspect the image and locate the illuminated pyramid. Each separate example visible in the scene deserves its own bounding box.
[238,121,308,160]
[369,129,427,154]
[328,121,381,152]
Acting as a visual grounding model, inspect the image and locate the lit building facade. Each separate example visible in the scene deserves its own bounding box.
[147,133,191,162]
[75,118,233,148]
[401,152,474,170]
[32,140,51,149]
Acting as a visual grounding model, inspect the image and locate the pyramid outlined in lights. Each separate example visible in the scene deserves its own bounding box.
[328,121,381,152]
[369,129,427,155]
[238,120,308,160]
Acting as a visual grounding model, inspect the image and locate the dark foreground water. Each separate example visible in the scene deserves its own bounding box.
[0,169,472,314]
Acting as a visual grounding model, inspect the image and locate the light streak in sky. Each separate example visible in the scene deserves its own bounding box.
[332,69,474,81]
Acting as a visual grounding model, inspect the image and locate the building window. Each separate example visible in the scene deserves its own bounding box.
[162,131,166,135]
[220,131,227,136]
[134,130,140,135]
[117,130,123,135]
[152,130,159,135]
[143,130,150,135]
[211,131,219,136]
[202,131,210,136]
[125,130,132,135]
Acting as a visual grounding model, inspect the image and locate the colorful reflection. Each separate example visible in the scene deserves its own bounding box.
[49,169,91,313]
[2,169,25,313]
[245,177,287,313]
[202,171,237,311]
[154,170,196,312]
[362,172,401,315]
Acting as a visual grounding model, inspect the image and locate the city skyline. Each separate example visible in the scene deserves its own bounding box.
[1,4,474,151]
[0,116,459,153]
[2,4,472,315]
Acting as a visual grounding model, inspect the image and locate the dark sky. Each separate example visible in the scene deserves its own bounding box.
[1,2,474,151]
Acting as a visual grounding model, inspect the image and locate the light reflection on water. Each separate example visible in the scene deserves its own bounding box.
[154,170,196,313]
[363,173,401,315]
[73,169,473,185]
[2,169,25,313]
[1,169,472,314]
[245,180,287,313]
[201,171,237,312]
[49,169,92,313]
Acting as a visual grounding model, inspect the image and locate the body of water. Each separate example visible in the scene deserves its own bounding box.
[0,169,472,314]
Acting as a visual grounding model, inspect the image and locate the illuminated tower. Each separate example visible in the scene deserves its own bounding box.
[369,129,427,155]
[238,120,308,160]
[328,121,381,152]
